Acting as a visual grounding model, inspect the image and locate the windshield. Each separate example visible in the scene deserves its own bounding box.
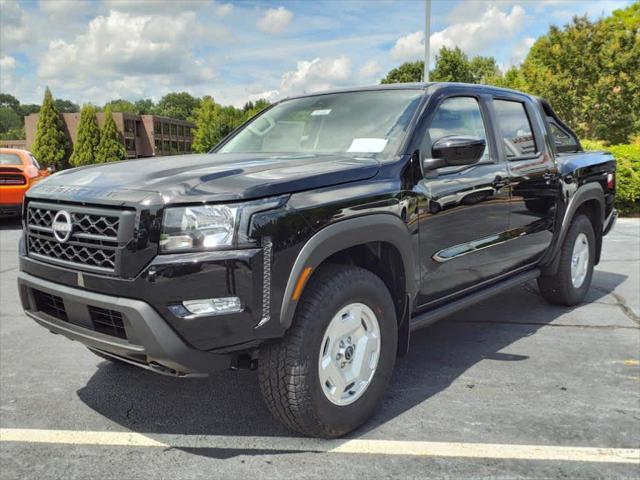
[218,89,423,159]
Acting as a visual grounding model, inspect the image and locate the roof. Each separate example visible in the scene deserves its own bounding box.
[282,81,527,101]
[0,147,30,155]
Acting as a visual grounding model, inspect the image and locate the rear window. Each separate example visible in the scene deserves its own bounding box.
[0,153,21,165]
[493,100,537,159]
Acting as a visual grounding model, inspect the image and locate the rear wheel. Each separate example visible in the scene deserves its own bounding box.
[538,214,595,306]
[259,264,397,438]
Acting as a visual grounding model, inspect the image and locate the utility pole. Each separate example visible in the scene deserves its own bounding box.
[424,0,431,82]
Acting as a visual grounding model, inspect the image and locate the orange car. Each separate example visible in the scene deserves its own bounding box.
[0,148,50,217]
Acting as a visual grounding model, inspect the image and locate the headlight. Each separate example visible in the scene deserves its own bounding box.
[160,205,238,252]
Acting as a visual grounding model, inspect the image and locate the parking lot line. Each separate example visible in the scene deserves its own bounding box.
[1,428,638,464]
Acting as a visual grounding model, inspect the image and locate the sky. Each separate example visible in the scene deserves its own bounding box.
[0,0,633,108]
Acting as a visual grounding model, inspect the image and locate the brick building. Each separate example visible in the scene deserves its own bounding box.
[25,112,195,159]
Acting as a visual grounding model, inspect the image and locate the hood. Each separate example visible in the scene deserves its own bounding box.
[27,153,380,206]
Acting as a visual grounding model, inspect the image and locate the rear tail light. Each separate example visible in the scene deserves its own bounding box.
[0,174,26,185]
[607,172,615,191]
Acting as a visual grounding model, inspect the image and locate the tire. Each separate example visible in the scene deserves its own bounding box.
[538,214,596,306]
[259,264,397,438]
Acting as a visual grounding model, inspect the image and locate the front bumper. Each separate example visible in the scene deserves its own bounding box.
[18,271,233,376]
[19,243,282,350]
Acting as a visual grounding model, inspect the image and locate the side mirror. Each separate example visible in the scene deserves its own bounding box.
[423,136,486,171]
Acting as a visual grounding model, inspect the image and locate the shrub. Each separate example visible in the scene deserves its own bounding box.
[582,139,640,216]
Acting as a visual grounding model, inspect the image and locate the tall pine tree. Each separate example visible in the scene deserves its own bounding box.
[69,105,100,166]
[95,106,126,163]
[31,87,69,169]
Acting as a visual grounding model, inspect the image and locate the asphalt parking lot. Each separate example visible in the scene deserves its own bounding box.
[1,218,639,479]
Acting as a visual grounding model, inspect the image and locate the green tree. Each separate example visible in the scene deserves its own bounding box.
[381,61,424,84]
[192,96,244,153]
[69,105,100,166]
[53,98,79,113]
[381,48,502,86]
[0,107,22,134]
[18,104,40,117]
[0,127,25,140]
[104,99,138,114]
[31,87,69,169]
[242,98,271,120]
[469,56,501,84]
[135,98,155,114]
[0,93,20,111]
[519,4,639,143]
[430,46,475,83]
[155,92,201,120]
[485,66,526,90]
[95,105,126,163]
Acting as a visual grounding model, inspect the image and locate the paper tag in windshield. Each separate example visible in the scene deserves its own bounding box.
[347,138,388,153]
[310,109,332,116]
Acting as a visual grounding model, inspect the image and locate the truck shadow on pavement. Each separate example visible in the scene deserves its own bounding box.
[76,272,628,459]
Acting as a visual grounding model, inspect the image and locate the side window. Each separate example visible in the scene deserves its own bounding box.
[428,97,490,161]
[548,120,579,152]
[493,100,537,159]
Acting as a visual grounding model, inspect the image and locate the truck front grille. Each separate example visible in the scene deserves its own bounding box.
[28,237,116,270]
[26,203,124,274]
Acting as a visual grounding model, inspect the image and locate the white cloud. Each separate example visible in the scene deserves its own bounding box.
[391,5,527,62]
[38,0,95,17]
[256,6,293,35]
[215,2,233,16]
[0,0,28,52]
[0,55,17,92]
[508,36,536,67]
[281,56,352,95]
[105,0,209,14]
[358,60,383,81]
[250,56,353,101]
[390,31,424,62]
[38,10,215,85]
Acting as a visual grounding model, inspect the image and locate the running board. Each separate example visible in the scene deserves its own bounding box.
[409,268,541,332]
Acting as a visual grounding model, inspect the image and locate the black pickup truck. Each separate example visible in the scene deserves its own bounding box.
[18,83,616,437]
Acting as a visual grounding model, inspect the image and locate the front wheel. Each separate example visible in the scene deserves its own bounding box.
[538,214,596,306]
[259,265,397,438]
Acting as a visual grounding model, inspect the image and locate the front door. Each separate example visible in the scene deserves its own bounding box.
[414,94,512,307]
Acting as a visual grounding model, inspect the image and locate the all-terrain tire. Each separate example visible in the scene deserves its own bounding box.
[538,214,596,306]
[258,264,397,438]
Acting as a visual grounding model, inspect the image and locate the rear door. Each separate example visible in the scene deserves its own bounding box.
[491,96,559,268]
[414,92,512,306]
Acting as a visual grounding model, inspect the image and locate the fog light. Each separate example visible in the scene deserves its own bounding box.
[182,297,242,316]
